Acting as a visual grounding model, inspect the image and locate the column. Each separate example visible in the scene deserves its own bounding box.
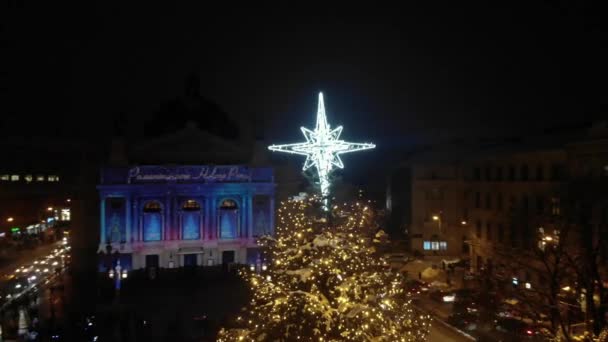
[165,196,172,240]
[240,196,247,238]
[247,195,253,239]
[133,198,139,242]
[125,195,132,243]
[100,196,106,245]
[210,196,217,239]
[269,196,275,235]
[204,197,211,240]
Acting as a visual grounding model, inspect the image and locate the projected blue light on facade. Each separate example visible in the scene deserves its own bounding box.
[182,212,200,240]
[143,213,162,241]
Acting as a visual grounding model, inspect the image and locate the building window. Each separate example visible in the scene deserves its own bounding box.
[423,241,431,250]
[423,240,447,251]
[475,192,481,208]
[0,175,8,181]
[36,175,45,182]
[10,175,19,181]
[181,199,201,240]
[476,220,482,238]
[48,175,59,182]
[485,166,492,181]
[182,199,200,211]
[60,208,70,221]
[495,167,503,181]
[551,197,561,216]
[24,175,33,183]
[485,193,492,209]
[497,193,503,211]
[219,199,239,239]
[486,222,492,241]
[522,225,531,249]
[536,165,544,181]
[536,196,544,215]
[521,165,529,181]
[522,195,529,214]
[253,195,271,237]
[143,201,162,242]
[551,164,563,181]
[510,225,517,248]
[498,223,504,243]
[143,201,162,212]
[426,188,443,200]
[508,166,516,181]
[474,167,481,181]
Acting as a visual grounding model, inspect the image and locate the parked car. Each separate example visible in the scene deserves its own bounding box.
[429,289,456,303]
[493,317,543,340]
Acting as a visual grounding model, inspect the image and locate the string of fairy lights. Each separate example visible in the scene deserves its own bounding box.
[218,196,431,341]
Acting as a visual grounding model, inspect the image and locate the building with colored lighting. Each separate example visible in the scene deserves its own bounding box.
[98,165,275,271]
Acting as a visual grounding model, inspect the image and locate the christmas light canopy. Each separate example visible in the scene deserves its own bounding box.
[268,92,375,198]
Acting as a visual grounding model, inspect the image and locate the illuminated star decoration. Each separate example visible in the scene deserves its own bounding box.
[268,92,375,199]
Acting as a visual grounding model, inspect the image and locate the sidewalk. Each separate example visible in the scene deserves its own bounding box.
[401,256,468,289]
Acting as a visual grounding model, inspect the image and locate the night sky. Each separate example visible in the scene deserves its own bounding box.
[2,2,606,185]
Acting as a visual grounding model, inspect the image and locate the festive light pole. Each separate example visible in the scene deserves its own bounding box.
[268,92,375,203]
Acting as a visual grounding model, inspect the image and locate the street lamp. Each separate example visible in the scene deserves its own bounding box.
[6,217,13,222]
[109,260,127,291]
[432,215,442,234]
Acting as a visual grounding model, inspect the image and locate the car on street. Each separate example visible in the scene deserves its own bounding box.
[429,289,456,303]
[447,311,479,332]
[404,279,429,294]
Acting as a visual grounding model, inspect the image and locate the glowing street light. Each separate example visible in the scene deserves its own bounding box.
[268,92,375,200]
[6,217,13,222]
[47,207,53,211]
[432,214,442,233]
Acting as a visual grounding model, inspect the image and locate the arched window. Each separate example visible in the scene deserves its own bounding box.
[143,201,162,212]
[218,199,239,239]
[181,199,201,240]
[182,199,201,211]
[143,201,162,241]
[106,197,125,243]
[253,195,270,237]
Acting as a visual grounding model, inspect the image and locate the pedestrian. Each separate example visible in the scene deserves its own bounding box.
[418,271,422,280]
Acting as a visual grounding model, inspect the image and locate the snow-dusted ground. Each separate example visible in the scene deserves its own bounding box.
[428,320,473,342]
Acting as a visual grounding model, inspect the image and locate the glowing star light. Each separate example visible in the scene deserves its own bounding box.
[268,92,375,198]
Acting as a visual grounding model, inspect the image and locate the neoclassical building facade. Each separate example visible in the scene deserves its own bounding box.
[98,165,275,271]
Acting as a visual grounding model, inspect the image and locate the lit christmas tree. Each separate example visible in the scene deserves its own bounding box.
[218,196,431,341]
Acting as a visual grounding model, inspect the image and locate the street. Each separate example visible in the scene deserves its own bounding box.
[0,238,70,340]
[428,318,473,342]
